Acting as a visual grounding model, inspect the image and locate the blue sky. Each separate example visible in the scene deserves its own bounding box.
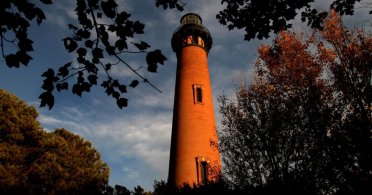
[0,0,370,191]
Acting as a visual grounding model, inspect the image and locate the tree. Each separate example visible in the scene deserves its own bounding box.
[1,0,167,109]
[0,89,110,194]
[133,185,145,195]
[156,0,371,41]
[114,184,131,195]
[0,89,44,193]
[319,12,372,194]
[216,0,371,40]
[218,12,371,194]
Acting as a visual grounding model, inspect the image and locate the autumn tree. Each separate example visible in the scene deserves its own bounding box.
[320,12,372,194]
[218,12,371,194]
[0,89,109,194]
[1,0,167,109]
[0,89,44,193]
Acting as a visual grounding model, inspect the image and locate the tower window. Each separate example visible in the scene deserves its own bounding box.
[193,85,204,104]
[200,161,208,185]
[198,37,204,47]
[195,157,209,185]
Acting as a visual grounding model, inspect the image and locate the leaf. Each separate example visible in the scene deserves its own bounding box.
[115,11,131,24]
[68,24,78,30]
[118,85,127,93]
[42,79,54,91]
[105,63,112,70]
[39,92,54,110]
[115,39,127,51]
[105,87,114,96]
[85,40,94,48]
[63,38,78,52]
[116,97,128,109]
[76,29,90,39]
[77,47,87,57]
[40,0,53,4]
[132,21,145,34]
[132,41,150,51]
[101,80,109,88]
[92,48,104,58]
[16,30,27,40]
[34,7,46,25]
[146,50,167,72]
[16,51,33,65]
[5,54,20,68]
[113,91,120,99]
[88,74,98,85]
[18,38,34,51]
[57,62,71,77]
[72,84,82,96]
[42,68,55,78]
[129,80,139,88]
[147,64,158,73]
[82,82,91,92]
[106,46,115,55]
[56,82,68,92]
[101,0,118,18]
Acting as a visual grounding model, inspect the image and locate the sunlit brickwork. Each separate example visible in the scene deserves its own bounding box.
[168,13,221,187]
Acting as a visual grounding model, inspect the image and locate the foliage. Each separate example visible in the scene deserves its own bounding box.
[0,89,109,194]
[1,0,167,109]
[155,0,185,11]
[152,178,231,195]
[216,0,371,40]
[156,0,370,41]
[218,12,372,194]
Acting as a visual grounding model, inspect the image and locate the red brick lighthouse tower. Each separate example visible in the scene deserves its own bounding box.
[168,13,221,187]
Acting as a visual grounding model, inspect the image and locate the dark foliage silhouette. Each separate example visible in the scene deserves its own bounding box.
[156,0,371,40]
[1,0,167,109]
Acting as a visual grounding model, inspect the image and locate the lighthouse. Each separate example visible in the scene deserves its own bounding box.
[168,13,221,187]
